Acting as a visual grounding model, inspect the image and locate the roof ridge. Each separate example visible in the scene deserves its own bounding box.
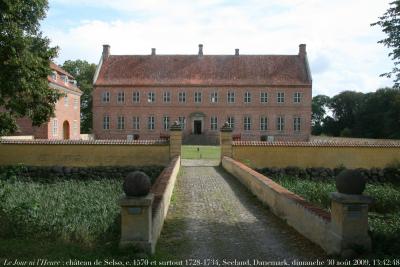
[109,54,299,57]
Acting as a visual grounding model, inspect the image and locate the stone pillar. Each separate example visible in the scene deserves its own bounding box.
[220,122,233,160]
[169,121,182,159]
[119,193,154,253]
[329,192,373,255]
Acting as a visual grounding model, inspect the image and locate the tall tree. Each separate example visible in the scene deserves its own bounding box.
[354,88,400,139]
[62,60,96,133]
[328,91,364,136]
[311,95,330,135]
[0,0,59,136]
[372,1,400,88]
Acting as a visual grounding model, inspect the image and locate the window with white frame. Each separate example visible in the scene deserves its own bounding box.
[103,115,110,130]
[61,75,68,84]
[148,116,155,130]
[210,92,218,103]
[293,117,301,132]
[64,95,69,106]
[244,92,251,103]
[132,91,140,103]
[163,91,171,103]
[163,116,170,130]
[178,92,186,103]
[277,92,285,103]
[227,91,235,103]
[73,98,78,109]
[148,92,155,103]
[73,120,78,136]
[294,92,302,103]
[210,116,218,130]
[117,116,125,129]
[260,116,268,131]
[178,116,186,129]
[244,116,251,131]
[227,116,235,129]
[260,92,268,103]
[117,91,125,103]
[52,119,58,137]
[102,92,110,103]
[194,92,202,103]
[51,71,57,80]
[277,116,284,131]
[132,116,140,130]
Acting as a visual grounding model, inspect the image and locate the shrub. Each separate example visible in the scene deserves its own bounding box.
[268,173,400,258]
[0,165,164,245]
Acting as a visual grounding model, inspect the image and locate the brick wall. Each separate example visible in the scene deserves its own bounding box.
[47,91,81,140]
[93,85,311,141]
[0,140,170,167]
[232,141,400,169]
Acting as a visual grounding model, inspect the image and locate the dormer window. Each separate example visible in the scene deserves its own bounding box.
[51,71,57,80]
[61,75,68,84]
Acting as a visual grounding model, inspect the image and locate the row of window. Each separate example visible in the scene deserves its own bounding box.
[64,95,79,109]
[51,71,77,86]
[102,115,302,132]
[52,119,79,137]
[102,91,303,104]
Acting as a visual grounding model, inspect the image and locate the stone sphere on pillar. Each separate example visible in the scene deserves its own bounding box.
[123,171,151,197]
[335,169,366,195]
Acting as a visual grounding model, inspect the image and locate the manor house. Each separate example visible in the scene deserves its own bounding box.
[92,44,312,143]
[7,63,82,140]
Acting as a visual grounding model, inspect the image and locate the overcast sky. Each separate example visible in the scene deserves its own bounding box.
[42,0,394,96]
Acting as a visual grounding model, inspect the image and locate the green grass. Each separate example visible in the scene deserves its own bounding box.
[181,145,220,159]
[0,180,122,244]
[266,174,400,258]
[0,166,163,260]
[272,175,400,214]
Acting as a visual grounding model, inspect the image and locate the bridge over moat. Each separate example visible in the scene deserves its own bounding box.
[155,159,326,261]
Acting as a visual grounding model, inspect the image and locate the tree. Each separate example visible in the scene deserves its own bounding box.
[0,0,60,136]
[62,60,96,133]
[354,88,400,139]
[311,95,330,135]
[312,89,400,139]
[372,1,400,88]
[328,91,364,136]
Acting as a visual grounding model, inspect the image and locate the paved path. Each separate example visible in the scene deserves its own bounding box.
[181,159,220,167]
[156,161,326,262]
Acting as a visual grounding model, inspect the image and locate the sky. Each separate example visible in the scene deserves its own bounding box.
[42,0,394,96]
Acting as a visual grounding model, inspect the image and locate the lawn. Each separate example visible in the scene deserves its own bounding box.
[0,166,164,262]
[257,172,400,259]
[181,145,220,160]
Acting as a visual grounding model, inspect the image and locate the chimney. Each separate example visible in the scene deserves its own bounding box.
[235,48,239,56]
[198,44,203,56]
[102,44,110,60]
[151,48,156,55]
[299,44,306,58]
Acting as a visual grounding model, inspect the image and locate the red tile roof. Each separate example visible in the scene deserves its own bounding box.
[49,62,83,94]
[233,141,400,148]
[50,62,74,78]
[95,54,311,86]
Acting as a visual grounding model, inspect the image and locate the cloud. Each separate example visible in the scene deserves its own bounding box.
[44,0,394,96]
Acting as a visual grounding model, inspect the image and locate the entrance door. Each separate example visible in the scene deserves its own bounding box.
[63,121,70,139]
[194,120,202,135]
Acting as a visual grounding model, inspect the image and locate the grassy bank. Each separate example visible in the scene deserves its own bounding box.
[260,173,400,258]
[0,166,163,260]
